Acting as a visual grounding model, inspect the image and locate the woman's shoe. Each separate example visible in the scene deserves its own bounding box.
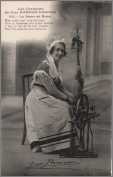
[31,145,42,153]
[30,141,42,153]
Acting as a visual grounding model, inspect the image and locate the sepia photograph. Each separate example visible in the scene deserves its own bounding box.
[1,0,112,176]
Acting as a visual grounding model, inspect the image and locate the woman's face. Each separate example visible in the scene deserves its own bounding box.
[52,43,65,63]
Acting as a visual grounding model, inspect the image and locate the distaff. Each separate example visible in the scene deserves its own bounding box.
[71,29,84,97]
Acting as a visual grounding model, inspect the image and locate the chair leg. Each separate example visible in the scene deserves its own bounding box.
[21,118,26,145]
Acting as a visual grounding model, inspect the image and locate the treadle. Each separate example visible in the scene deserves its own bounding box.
[59,150,98,158]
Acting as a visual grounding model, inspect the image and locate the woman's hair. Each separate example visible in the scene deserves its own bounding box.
[48,40,67,56]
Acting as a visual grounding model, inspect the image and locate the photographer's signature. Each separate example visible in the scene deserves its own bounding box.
[27,159,80,169]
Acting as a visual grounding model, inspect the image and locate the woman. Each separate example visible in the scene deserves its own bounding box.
[25,40,75,153]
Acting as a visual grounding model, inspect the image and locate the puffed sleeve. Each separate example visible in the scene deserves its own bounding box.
[37,61,64,91]
[37,60,49,74]
[32,70,67,101]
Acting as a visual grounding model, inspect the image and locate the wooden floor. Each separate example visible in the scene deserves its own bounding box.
[1,79,112,176]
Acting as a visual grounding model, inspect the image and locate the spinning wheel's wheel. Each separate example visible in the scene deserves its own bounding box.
[74,94,89,128]
[73,94,89,149]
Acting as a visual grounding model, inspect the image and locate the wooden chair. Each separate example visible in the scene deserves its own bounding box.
[21,73,99,157]
[21,73,33,145]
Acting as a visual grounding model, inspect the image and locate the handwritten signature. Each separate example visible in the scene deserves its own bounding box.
[27,159,80,169]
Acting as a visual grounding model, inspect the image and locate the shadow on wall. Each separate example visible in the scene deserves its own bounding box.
[16,42,47,95]
[101,62,112,74]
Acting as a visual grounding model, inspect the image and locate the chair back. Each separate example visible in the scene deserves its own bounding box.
[22,73,33,105]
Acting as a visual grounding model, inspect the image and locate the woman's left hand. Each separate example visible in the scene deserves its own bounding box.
[67,95,74,105]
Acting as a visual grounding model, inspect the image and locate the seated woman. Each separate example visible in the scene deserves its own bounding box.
[25,40,82,153]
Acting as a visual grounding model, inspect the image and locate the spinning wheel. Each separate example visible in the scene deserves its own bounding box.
[60,94,99,158]
[59,30,99,157]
